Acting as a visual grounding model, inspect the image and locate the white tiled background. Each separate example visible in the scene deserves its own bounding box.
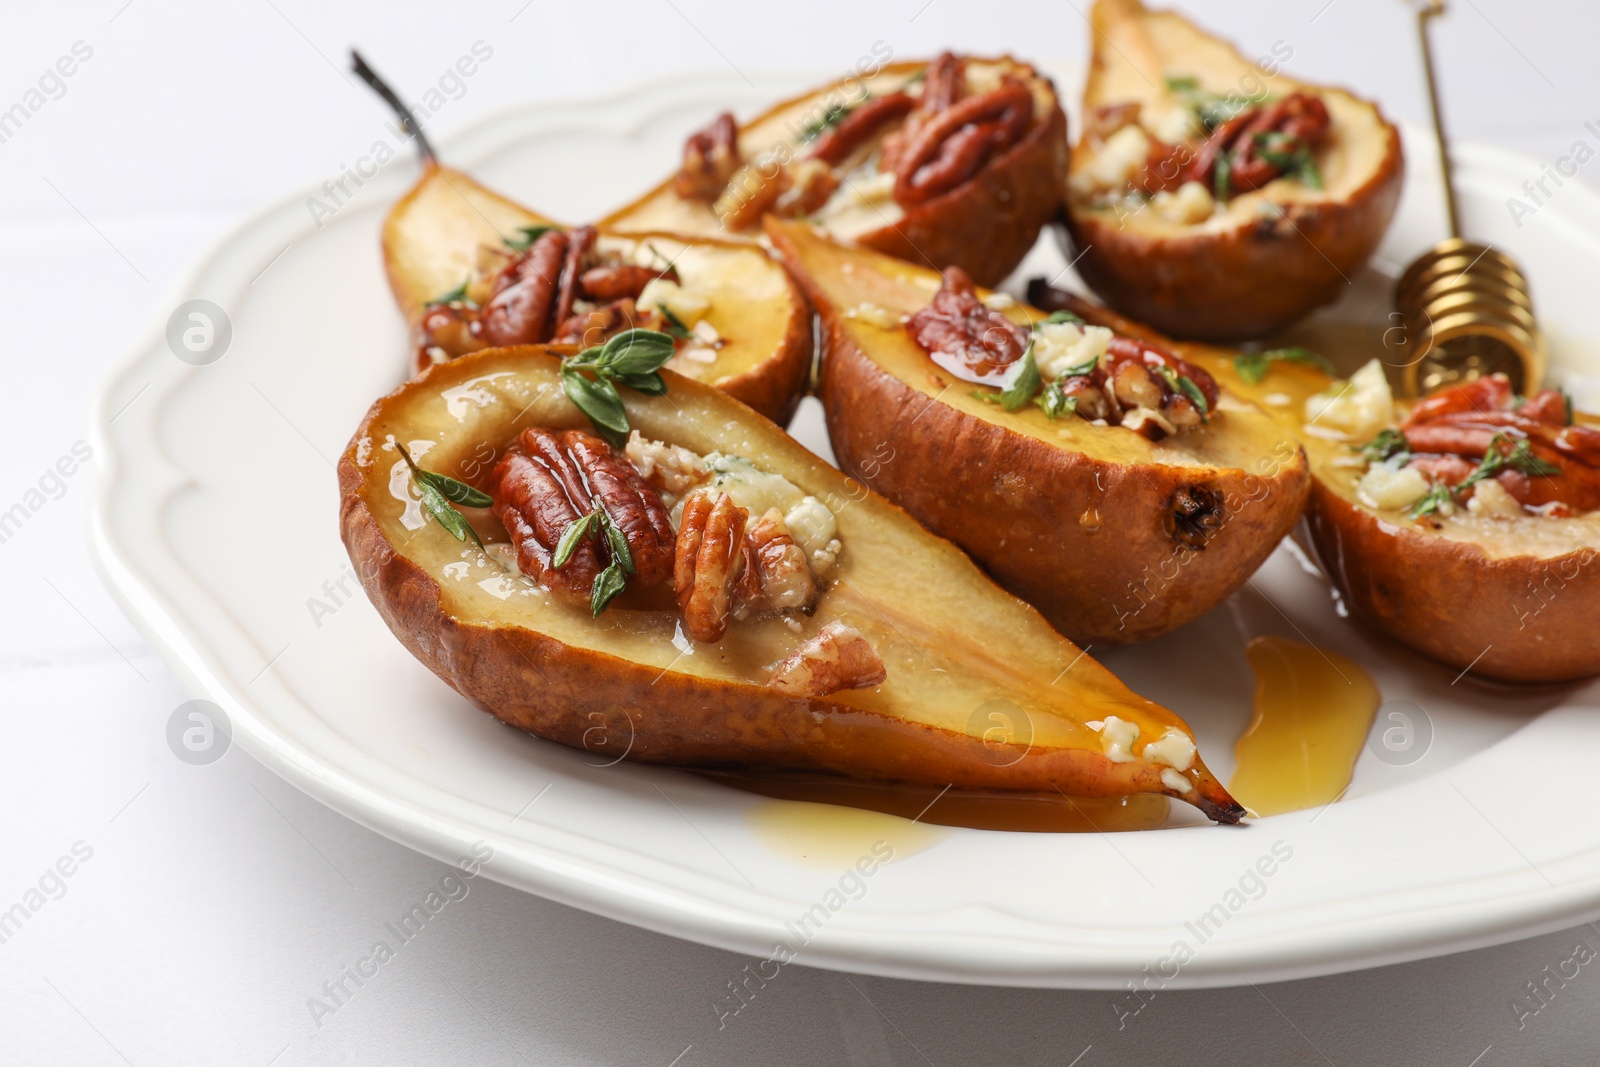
[5,2,1600,1063]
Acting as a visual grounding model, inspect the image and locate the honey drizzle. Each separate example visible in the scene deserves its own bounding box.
[706,772,1171,835]
[1228,637,1382,817]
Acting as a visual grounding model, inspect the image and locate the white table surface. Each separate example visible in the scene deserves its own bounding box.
[7,1,1600,1063]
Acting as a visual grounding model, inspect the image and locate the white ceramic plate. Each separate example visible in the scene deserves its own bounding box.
[90,68,1600,989]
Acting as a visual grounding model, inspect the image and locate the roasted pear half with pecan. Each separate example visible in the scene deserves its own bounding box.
[1192,343,1600,683]
[601,53,1068,287]
[765,218,1310,645]
[1061,0,1403,341]
[352,50,812,424]
[381,162,811,425]
[338,344,1246,823]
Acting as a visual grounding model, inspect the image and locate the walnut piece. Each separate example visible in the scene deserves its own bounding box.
[769,622,887,697]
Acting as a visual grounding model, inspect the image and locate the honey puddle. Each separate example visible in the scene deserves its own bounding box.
[708,773,1171,865]
[1228,637,1382,817]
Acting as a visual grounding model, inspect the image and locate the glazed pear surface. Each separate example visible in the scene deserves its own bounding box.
[338,346,1245,822]
[765,218,1309,645]
[383,163,811,424]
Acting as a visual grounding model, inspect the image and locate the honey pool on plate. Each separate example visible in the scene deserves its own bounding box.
[1229,637,1382,817]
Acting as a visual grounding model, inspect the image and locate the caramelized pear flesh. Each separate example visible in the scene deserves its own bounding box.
[339,345,1245,822]
[1062,0,1403,341]
[764,217,1310,646]
[382,163,812,425]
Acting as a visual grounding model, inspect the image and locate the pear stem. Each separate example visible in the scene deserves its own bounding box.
[350,50,437,165]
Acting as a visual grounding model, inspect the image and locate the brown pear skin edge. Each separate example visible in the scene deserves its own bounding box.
[1305,486,1600,683]
[600,57,1070,289]
[339,346,1246,824]
[1038,287,1600,684]
[1060,0,1404,342]
[763,217,1311,647]
[378,157,812,427]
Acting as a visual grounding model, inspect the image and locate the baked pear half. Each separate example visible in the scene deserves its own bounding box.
[338,344,1246,823]
[601,53,1068,287]
[765,218,1310,645]
[1061,0,1403,341]
[382,161,812,426]
[1203,348,1600,683]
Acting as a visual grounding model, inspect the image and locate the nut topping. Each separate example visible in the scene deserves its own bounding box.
[580,263,679,303]
[562,431,677,589]
[774,158,841,217]
[482,229,568,347]
[808,92,915,166]
[1185,92,1330,195]
[551,225,597,331]
[1017,282,1221,438]
[675,111,741,202]
[892,78,1033,206]
[493,427,675,604]
[769,622,887,697]
[905,266,1029,383]
[674,490,750,643]
[734,509,819,618]
[1387,374,1600,513]
[879,52,966,174]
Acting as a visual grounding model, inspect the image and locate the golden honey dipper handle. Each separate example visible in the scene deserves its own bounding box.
[1414,0,1459,238]
[1394,0,1546,396]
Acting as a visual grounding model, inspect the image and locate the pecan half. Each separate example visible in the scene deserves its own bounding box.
[892,78,1033,206]
[482,229,568,346]
[1394,375,1600,511]
[1187,92,1330,195]
[880,53,967,174]
[562,431,677,588]
[920,52,967,113]
[769,622,887,697]
[493,427,675,603]
[552,225,597,331]
[734,509,818,618]
[579,263,679,303]
[1402,373,1516,428]
[809,92,916,166]
[1519,389,1572,427]
[675,490,749,642]
[675,111,741,202]
[905,266,1029,383]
